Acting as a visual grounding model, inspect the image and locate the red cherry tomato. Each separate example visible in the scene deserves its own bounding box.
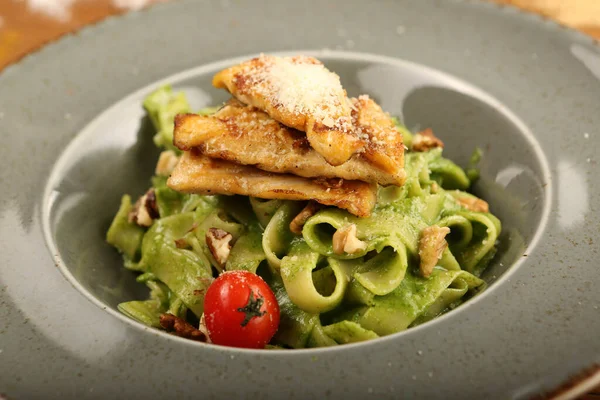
[203,270,280,349]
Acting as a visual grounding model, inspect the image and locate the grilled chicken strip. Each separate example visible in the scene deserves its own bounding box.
[173,99,405,186]
[212,54,363,166]
[352,95,404,176]
[167,150,377,217]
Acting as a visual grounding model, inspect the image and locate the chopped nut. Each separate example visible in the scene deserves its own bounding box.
[418,225,451,278]
[159,313,207,342]
[289,201,324,235]
[205,228,233,268]
[128,188,159,227]
[412,128,444,152]
[155,150,180,176]
[332,224,367,255]
[198,313,212,343]
[174,238,190,249]
[457,196,489,213]
[430,182,440,194]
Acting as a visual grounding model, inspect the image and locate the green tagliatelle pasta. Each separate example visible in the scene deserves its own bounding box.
[106,86,502,348]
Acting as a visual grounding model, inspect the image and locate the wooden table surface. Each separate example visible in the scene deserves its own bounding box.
[0,0,598,398]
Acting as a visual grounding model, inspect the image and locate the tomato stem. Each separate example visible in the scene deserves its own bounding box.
[237,290,266,327]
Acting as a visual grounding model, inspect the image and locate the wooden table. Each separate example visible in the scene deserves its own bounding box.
[0,0,598,398]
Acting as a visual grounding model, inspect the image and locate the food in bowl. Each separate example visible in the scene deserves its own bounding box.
[107,54,501,349]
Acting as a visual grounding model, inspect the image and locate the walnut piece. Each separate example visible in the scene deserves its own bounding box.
[418,225,451,278]
[457,196,489,213]
[128,188,159,227]
[205,228,233,268]
[159,313,207,342]
[174,238,190,249]
[289,201,324,235]
[155,150,180,176]
[412,128,444,152]
[332,224,367,255]
[198,313,212,343]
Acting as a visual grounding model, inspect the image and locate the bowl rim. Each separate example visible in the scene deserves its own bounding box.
[41,49,553,355]
[2,0,599,398]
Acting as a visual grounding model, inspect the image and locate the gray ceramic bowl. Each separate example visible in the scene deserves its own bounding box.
[1,1,599,399]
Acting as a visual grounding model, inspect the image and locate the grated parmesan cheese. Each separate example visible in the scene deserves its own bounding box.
[239,55,347,123]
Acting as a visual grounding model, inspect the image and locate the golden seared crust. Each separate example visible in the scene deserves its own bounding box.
[172,113,223,150]
[172,99,405,186]
[412,128,444,152]
[352,95,405,178]
[167,151,377,217]
[212,54,361,166]
[305,118,364,166]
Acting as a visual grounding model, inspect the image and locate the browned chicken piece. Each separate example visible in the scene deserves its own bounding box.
[212,54,363,166]
[168,150,377,217]
[412,128,444,152]
[173,99,405,186]
[351,95,405,178]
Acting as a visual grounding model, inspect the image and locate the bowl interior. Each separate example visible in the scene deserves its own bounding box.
[43,53,548,323]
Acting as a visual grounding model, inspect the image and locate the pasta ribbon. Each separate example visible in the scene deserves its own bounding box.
[107,90,504,348]
[280,241,348,314]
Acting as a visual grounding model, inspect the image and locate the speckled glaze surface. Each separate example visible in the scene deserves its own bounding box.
[0,1,599,399]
